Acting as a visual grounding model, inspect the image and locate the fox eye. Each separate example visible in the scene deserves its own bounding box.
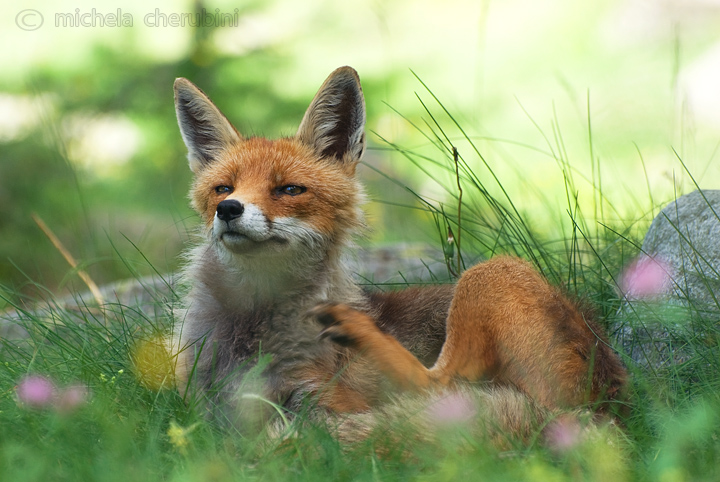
[215,185,232,194]
[278,185,307,196]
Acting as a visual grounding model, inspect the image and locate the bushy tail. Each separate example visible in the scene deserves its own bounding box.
[328,385,574,450]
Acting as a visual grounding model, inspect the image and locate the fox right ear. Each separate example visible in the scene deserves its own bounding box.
[174,78,241,173]
[296,66,366,165]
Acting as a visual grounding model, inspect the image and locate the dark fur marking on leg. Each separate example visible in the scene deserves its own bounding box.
[310,303,342,328]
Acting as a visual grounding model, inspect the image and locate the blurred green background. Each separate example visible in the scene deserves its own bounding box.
[1,0,720,303]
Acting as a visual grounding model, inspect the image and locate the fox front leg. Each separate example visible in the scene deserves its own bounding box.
[313,303,434,391]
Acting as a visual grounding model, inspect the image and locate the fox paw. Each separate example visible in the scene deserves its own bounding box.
[312,303,375,348]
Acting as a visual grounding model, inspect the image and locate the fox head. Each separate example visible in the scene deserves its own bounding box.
[174,67,366,264]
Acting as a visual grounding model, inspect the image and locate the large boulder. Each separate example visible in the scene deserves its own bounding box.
[617,190,720,369]
[642,190,720,305]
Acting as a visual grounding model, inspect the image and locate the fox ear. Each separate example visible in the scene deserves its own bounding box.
[296,66,366,164]
[174,78,242,173]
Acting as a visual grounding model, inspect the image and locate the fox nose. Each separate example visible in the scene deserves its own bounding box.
[216,199,244,222]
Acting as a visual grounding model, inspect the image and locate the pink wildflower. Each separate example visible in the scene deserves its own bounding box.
[544,414,582,453]
[16,375,90,412]
[16,375,56,408]
[620,255,672,299]
[56,384,90,413]
[425,392,477,426]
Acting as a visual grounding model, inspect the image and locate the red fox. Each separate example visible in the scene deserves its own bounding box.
[172,66,627,441]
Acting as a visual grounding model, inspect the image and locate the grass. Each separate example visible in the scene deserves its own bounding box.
[2,92,720,482]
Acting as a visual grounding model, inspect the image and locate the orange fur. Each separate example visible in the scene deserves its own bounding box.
[191,137,359,236]
[318,256,627,411]
[314,304,433,391]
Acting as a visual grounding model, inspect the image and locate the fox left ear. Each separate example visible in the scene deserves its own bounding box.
[296,66,366,165]
[174,78,242,173]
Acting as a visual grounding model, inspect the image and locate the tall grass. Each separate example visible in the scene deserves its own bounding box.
[1,87,720,481]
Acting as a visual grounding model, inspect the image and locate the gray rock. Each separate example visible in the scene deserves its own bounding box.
[617,190,720,369]
[0,244,452,342]
[0,273,180,345]
[348,244,452,285]
[642,190,720,306]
